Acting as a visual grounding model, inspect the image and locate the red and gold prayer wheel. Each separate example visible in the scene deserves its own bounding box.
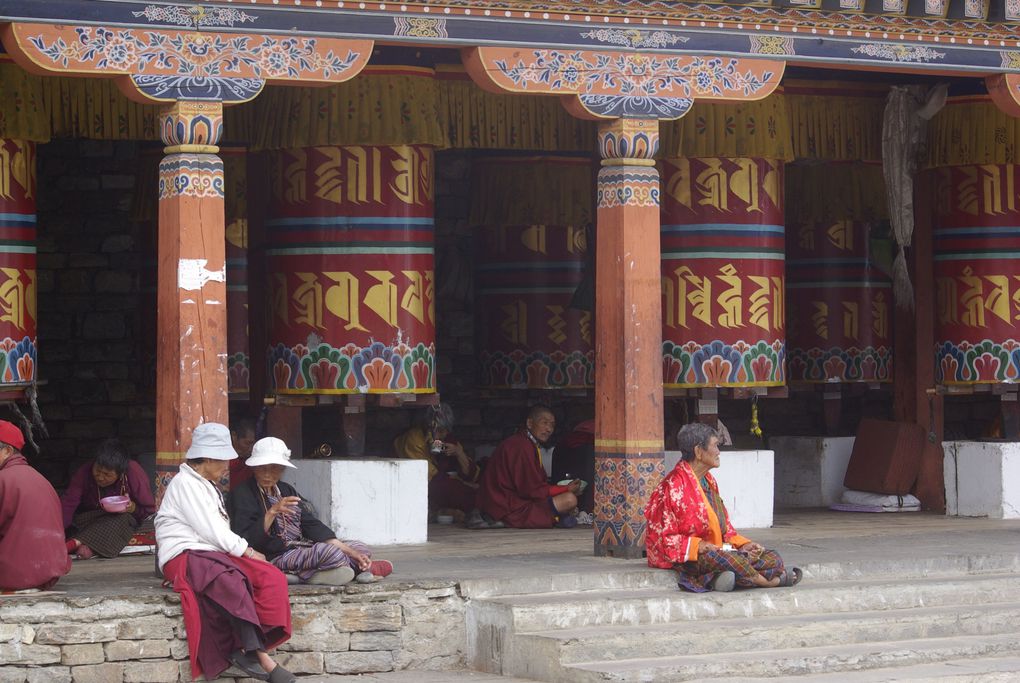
[932,164,1020,384]
[472,156,595,389]
[223,148,250,397]
[660,157,785,388]
[785,164,893,383]
[266,144,436,394]
[0,139,37,387]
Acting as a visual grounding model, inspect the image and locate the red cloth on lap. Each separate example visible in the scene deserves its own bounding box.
[164,550,291,680]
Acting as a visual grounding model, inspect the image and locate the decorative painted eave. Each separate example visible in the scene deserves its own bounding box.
[0,16,372,103]
[2,0,1020,77]
[464,46,784,119]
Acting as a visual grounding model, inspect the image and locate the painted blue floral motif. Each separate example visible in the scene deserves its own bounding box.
[268,340,436,393]
[29,28,361,80]
[0,336,38,385]
[662,339,785,387]
[935,339,1020,384]
[495,51,774,101]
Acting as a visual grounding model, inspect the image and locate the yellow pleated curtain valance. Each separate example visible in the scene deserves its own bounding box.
[659,93,793,162]
[0,60,50,143]
[924,95,1020,168]
[42,76,160,141]
[469,155,595,227]
[785,162,889,223]
[244,66,446,150]
[438,65,597,153]
[784,80,887,163]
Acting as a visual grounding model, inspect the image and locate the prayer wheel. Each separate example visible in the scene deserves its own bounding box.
[932,164,1020,384]
[472,156,595,389]
[785,164,893,383]
[0,139,37,387]
[266,144,436,394]
[660,157,785,388]
[223,148,250,397]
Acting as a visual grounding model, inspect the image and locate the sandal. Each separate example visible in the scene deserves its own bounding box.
[229,650,269,681]
[779,567,803,587]
[267,663,297,683]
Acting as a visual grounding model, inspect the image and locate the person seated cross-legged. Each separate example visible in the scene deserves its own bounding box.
[476,405,581,529]
[645,422,802,593]
[227,437,393,586]
[61,439,155,560]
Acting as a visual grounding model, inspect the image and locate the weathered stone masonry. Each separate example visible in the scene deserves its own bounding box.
[0,580,464,682]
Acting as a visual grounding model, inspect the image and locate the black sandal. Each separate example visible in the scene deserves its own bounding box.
[268,664,297,683]
[230,650,270,681]
[779,567,803,587]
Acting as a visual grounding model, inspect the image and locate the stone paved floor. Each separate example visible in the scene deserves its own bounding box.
[304,673,540,682]
[60,510,1020,597]
[39,511,1020,681]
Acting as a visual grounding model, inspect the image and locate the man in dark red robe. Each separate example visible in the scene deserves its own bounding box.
[478,406,581,528]
[0,420,71,591]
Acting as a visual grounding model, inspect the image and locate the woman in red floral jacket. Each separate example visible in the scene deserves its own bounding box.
[645,422,802,592]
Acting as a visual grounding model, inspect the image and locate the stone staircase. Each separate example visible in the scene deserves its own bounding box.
[464,553,1020,682]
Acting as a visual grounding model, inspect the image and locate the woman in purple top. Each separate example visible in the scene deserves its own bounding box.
[61,439,155,559]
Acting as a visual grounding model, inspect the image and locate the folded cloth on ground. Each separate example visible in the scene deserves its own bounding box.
[840,489,921,509]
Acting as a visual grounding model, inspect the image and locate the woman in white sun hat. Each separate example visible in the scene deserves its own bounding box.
[155,423,296,683]
[227,436,393,585]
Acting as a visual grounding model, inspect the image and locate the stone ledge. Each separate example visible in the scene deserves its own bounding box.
[0,583,464,682]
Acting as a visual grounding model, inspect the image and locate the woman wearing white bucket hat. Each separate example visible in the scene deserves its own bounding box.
[227,436,393,585]
[155,423,297,683]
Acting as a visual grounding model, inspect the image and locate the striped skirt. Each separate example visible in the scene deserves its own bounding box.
[675,546,785,593]
[270,540,372,582]
[71,509,139,559]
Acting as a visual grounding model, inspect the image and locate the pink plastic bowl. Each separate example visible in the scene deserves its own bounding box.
[100,495,130,513]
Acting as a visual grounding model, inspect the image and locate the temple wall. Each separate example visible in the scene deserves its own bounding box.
[32,139,154,486]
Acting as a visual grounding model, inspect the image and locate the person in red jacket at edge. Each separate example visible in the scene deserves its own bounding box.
[0,420,71,592]
[476,405,581,529]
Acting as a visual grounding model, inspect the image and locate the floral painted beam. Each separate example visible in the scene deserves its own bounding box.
[0,22,372,104]
[463,46,784,120]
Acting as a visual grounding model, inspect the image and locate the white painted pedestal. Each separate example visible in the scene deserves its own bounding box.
[944,441,1020,519]
[770,436,855,508]
[283,458,429,545]
[664,450,774,529]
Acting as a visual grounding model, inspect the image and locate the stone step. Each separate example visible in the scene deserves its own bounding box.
[528,601,1020,666]
[460,550,1020,600]
[717,655,1020,682]
[458,565,676,600]
[566,632,1020,682]
[481,572,1020,633]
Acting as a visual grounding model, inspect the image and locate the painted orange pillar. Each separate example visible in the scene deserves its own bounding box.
[593,118,665,559]
[154,101,229,503]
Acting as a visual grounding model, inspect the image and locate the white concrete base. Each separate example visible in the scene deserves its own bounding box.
[664,450,774,529]
[770,436,855,508]
[944,441,1020,519]
[284,458,429,545]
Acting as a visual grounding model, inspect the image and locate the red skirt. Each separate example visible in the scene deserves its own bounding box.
[163,550,292,681]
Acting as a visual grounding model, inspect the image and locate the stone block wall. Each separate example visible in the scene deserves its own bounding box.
[30,139,154,487]
[0,582,463,682]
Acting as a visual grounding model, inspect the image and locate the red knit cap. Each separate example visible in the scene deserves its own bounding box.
[0,420,25,450]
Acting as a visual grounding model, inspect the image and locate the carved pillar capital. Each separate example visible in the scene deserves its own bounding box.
[598,118,660,165]
[160,100,224,154]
